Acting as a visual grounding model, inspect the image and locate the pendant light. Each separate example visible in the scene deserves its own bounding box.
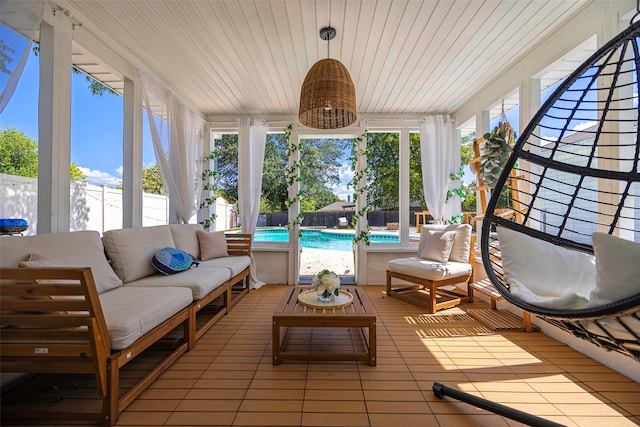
[298,26,357,129]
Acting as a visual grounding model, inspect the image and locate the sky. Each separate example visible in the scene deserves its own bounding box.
[1,47,157,187]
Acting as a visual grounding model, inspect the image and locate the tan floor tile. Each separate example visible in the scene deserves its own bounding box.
[301,412,370,426]
[362,380,419,391]
[369,413,440,426]
[303,400,366,413]
[233,411,302,426]
[165,411,236,425]
[366,400,431,414]
[175,399,242,412]
[304,389,365,401]
[239,399,303,412]
[244,388,305,400]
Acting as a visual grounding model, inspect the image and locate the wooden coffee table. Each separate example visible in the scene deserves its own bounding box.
[272,286,376,366]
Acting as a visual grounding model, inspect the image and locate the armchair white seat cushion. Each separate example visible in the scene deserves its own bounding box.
[387,258,472,281]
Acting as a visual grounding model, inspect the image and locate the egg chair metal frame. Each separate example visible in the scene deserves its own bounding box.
[480,20,640,361]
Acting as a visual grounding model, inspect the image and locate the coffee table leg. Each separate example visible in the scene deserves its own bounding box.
[272,318,281,365]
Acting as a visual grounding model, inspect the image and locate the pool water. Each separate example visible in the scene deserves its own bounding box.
[254,228,400,252]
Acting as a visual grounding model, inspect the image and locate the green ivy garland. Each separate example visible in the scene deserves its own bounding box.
[283,124,305,238]
[199,150,219,229]
[350,132,371,246]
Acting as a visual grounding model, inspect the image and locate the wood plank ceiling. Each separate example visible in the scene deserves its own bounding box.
[58,0,592,121]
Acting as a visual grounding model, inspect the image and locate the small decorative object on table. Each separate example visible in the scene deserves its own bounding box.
[312,269,341,302]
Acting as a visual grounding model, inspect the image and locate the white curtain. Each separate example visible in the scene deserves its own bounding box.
[419,115,456,223]
[238,118,267,288]
[443,132,462,222]
[138,70,204,223]
[0,1,45,113]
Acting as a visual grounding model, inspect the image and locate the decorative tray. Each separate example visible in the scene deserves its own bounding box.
[297,289,354,309]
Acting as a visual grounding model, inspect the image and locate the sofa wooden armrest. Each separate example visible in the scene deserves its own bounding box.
[226,233,252,257]
[1,267,110,397]
[0,267,191,427]
[225,233,252,304]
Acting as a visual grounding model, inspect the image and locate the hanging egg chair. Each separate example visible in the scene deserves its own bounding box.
[481,20,640,361]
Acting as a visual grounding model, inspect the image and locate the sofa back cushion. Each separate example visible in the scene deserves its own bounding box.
[418,224,472,263]
[103,225,175,283]
[169,224,203,259]
[0,230,123,293]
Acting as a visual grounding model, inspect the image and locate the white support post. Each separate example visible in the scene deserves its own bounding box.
[398,128,410,246]
[122,77,143,228]
[37,9,73,234]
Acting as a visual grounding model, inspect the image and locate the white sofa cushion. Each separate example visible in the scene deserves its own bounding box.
[197,230,229,260]
[418,224,472,263]
[169,224,203,260]
[99,286,192,350]
[103,225,175,283]
[497,226,596,310]
[200,256,251,277]
[0,230,123,294]
[125,267,231,300]
[387,257,472,281]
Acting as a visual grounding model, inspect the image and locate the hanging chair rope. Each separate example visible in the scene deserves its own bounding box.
[480,20,640,361]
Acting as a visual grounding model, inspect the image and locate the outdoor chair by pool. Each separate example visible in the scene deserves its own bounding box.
[386,224,474,313]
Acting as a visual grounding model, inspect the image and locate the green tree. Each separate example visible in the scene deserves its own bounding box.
[1,128,89,182]
[142,163,165,195]
[215,134,239,205]
[260,134,288,212]
[70,162,87,182]
[115,163,165,194]
[0,128,39,177]
[300,138,349,211]
[367,132,425,210]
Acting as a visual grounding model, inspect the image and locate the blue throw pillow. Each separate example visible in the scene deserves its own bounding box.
[152,247,199,275]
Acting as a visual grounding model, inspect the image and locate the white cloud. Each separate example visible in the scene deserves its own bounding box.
[115,165,123,176]
[540,135,558,146]
[572,121,597,132]
[329,162,355,202]
[79,166,122,187]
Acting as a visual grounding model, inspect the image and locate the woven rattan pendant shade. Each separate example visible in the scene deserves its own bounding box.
[299,58,357,129]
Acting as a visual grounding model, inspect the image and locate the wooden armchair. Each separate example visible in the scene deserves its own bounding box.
[386,224,475,313]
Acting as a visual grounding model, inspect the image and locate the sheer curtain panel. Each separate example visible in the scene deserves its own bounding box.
[138,70,203,224]
[238,118,267,288]
[0,1,44,113]
[419,115,456,223]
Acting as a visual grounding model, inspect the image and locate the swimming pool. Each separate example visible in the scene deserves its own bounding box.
[253,228,402,252]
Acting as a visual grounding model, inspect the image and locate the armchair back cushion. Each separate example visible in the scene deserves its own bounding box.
[419,230,456,263]
[418,224,472,263]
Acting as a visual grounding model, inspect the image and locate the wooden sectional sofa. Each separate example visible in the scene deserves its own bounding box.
[0,224,251,426]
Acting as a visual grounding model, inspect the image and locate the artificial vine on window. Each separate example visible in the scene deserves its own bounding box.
[445,166,466,224]
[199,150,218,229]
[350,131,371,245]
[283,124,305,238]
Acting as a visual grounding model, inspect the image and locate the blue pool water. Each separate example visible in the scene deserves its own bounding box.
[254,228,400,252]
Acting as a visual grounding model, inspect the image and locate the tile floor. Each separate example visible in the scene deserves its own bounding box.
[6,285,640,426]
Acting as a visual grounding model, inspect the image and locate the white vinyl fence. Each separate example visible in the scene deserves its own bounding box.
[0,174,234,235]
